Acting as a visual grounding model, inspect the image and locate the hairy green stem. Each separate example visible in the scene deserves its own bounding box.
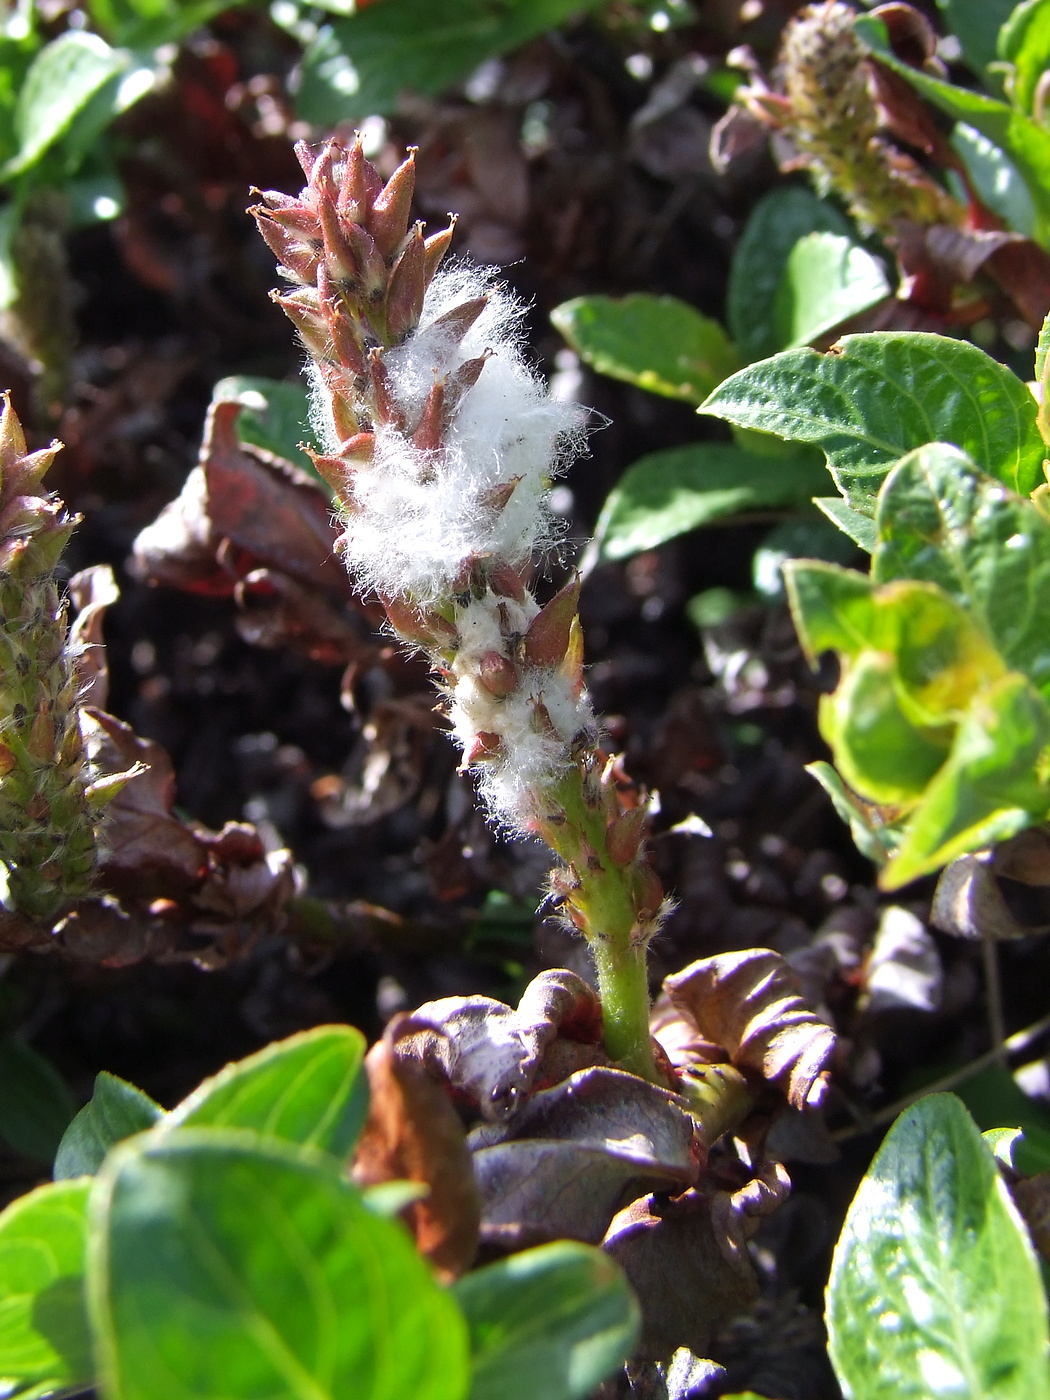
[542,769,661,1083]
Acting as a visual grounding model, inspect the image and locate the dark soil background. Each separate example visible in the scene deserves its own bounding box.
[4,4,1049,1396]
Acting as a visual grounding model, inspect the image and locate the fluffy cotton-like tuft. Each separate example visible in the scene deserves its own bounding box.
[331,264,583,604]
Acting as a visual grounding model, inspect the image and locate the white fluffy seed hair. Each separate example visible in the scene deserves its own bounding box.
[320,262,585,603]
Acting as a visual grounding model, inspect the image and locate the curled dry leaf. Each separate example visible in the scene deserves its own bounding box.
[396,968,605,1121]
[353,1015,481,1282]
[662,950,836,1111]
[131,401,370,664]
[932,852,1033,941]
[468,1066,700,1247]
[602,1173,777,1362]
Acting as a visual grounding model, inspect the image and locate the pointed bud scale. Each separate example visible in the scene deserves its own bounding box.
[385,225,426,342]
[340,136,384,225]
[367,348,404,431]
[442,352,492,426]
[605,806,647,867]
[381,594,455,648]
[429,294,489,343]
[411,379,445,452]
[254,194,320,239]
[27,702,55,762]
[478,650,519,698]
[272,290,331,361]
[343,219,387,302]
[464,731,503,765]
[524,576,581,668]
[315,363,362,442]
[323,295,367,377]
[293,139,316,180]
[479,478,520,513]
[0,392,27,464]
[317,193,361,287]
[423,219,457,289]
[632,861,664,917]
[562,615,585,696]
[488,563,527,604]
[310,140,341,206]
[368,148,417,259]
[531,700,558,738]
[252,213,320,285]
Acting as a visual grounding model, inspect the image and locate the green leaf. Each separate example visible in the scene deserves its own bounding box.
[590,442,830,562]
[983,1126,1025,1170]
[937,0,1016,80]
[550,294,739,405]
[453,1241,639,1400]
[827,1093,1050,1400]
[701,332,1046,514]
[54,1072,164,1181]
[210,376,320,478]
[856,14,1050,246]
[771,232,890,352]
[86,0,250,47]
[4,31,127,178]
[806,760,895,866]
[951,123,1036,240]
[885,670,1050,889]
[821,649,953,806]
[998,0,1050,115]
[874,443,1050,698]
[89,1131,470,1400]
[814,495,878,551]
[727,186,854,363]
[956,1064,1050,1176]
[159,1025,368,1159]
[0,1178,93,1397]
[296,0,610,127]
[0,1038,76,1164]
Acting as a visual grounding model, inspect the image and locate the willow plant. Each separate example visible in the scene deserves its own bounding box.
[251,141,669,1080]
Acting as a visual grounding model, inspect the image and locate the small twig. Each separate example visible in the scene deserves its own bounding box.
[832,1009,1050,1144]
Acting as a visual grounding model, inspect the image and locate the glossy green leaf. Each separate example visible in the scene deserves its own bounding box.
[453,1241,639,1400]
[827,1093,1050,1400]
[951,123,1036,239]
[814,495,877,551]
[701,332,1045,513]
[0,1178,93,1397]
[159,1025,367,1158]
[211,376,320,478]
[54,1072,164,1181]
[937,0,1015,80]
[999,0,1050,115]
[771,232,889,352]
[4,31,127,178]
[727,186,854,363]
[884,671,1050,888]
[550,294,739,405]
[0,1038,76,1164]
[590,443,829,562]
[89,1131,469,1400]
[874,443,1050,697]
[296,0,610,127]
[856,14,1050,245]
[821,649,952,806]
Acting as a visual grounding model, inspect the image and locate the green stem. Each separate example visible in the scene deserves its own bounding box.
[589,936,658,1079]
[543,769,661,1083]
